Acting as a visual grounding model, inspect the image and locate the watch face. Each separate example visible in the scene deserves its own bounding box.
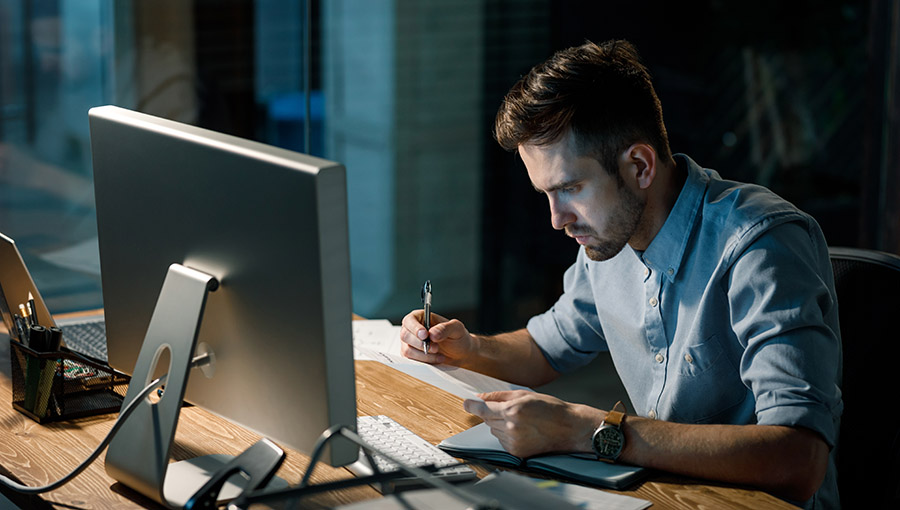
[592,425,624,460]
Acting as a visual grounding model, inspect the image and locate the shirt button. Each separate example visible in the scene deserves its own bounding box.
[655,353,665,363]
[667,268,674,276]
[648,410,657,419]
[684,353,694,364]
[649,297,659,307]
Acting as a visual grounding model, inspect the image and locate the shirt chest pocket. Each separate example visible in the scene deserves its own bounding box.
[679,333,729,377]
[667,333,748,423]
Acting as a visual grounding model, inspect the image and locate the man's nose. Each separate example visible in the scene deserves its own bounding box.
[549,196,576,231]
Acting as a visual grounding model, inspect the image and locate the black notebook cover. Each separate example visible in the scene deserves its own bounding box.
[438,423,649,490]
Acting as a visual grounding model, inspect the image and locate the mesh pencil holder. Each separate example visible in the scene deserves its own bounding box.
[10,339,130,423]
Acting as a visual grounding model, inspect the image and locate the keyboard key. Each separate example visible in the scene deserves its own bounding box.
[59,319,107,361]
[348,415,477,492]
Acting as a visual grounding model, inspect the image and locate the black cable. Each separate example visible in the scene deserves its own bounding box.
[228,425,498,510]
[0,374,166,494]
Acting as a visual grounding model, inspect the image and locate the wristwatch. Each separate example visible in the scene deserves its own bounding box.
[591,401,626,462]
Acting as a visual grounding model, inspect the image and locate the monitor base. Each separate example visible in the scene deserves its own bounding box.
[166,450,289,508]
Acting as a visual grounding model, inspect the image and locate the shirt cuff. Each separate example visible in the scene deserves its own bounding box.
[756,398,842,448]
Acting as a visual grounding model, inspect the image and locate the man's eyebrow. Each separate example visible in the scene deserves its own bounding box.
[533,178,581,194]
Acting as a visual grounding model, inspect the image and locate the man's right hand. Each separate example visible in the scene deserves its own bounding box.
[399,309,479,366]
[400,316,557,387]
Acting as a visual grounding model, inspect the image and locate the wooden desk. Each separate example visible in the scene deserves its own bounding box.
[0,334,797,509]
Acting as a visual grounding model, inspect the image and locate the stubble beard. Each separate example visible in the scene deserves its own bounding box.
[577,185,646,262]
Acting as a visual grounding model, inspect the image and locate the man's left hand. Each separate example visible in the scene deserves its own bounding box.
[463,390,603,458]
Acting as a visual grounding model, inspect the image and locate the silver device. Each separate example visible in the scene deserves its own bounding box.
[89,105,357,506]
[0,232,59,335]
[0,232,107,361]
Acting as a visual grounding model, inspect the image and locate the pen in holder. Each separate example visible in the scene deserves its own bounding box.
[22,325,52,415]
[9,338,130,423]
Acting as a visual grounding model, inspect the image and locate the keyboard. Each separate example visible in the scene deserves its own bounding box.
[348,415,477,492]
[58,318,108,362]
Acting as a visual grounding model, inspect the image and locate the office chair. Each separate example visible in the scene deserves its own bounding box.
[828,247,900,510]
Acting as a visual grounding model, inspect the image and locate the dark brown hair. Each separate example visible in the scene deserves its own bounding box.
[494,39,673,175]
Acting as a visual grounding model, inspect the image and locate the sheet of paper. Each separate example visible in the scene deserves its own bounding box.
[490,472,652,510]
[354,348,483,399]
[336,471,651,510]
[352,320,401,358]
[431,364,530,397]
[351,320,530,399]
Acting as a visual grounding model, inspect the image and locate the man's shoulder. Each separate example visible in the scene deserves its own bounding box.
[680,163,822,266]
[700,170,811,238]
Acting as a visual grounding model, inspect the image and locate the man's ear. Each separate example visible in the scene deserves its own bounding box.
[620,143,657,190]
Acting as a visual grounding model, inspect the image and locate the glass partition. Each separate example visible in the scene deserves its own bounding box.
[0,0,884,333]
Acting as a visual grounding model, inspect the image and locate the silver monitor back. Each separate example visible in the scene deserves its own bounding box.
[89,105,357,467]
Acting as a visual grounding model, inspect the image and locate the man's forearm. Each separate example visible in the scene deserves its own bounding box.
[617,416,829,502]
[452,328,559,387]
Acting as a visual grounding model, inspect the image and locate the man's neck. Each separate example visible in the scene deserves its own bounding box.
[629,157,685,251]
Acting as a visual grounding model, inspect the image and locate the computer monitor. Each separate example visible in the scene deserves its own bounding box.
[88,105,357,504]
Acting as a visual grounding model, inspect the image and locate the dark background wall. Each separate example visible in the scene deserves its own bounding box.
[3,0,892,329]
[477,0,876,333]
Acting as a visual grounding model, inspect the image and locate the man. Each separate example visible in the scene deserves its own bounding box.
[400,40,842,509]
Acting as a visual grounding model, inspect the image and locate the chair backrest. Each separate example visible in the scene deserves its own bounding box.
[828,247,900,509]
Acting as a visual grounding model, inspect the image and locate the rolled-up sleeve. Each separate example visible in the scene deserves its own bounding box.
[727,218,843,446]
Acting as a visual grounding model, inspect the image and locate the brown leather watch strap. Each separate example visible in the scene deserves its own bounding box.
[604,400,626,427]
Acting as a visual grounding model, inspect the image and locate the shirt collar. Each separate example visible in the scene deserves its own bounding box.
[641,154,707,283]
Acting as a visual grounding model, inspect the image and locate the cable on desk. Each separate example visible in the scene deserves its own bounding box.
[0,373,166,494]
[225,425,500,510]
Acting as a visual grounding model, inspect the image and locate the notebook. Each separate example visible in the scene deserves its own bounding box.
[0,232,107,362]
[438,423,649,490]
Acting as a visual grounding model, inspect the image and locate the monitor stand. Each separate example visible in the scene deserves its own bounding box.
[104,264,283,508]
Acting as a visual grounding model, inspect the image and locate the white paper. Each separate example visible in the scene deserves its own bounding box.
[490,472,653,510]
[351,321,530,399]
[352,320,401,358]
[336,471,651,510]
[431,364,530,397]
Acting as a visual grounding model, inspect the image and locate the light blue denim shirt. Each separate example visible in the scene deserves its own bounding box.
[527,154,843,509]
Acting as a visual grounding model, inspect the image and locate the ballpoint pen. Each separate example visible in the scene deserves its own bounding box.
[13,313,28,344]
[421,280,432,354]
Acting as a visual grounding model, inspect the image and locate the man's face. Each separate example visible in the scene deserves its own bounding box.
[519,133,646,261]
